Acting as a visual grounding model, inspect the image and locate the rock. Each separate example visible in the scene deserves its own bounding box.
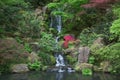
[93,37,104,45]
[64,48,74,53]
[0,38,29,72]
[93,66,100,71]
[0,38,29,62]
[90,37,105,56]
[74,63,93,72]
[28,52,40,63]
[78,46,90,63]
[35,6,43,16]
[11,64,29,73]
[100,61,111,72]
[93,61,111,72]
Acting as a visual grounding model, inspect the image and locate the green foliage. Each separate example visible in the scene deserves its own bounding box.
[28,60,42,71]
[0,53,28,73]
[110,18,120,36]
[0,0,30,37]
[39,32,62,52]
[110,5,120,36]
[78,28,101,46]
[38,52,56,66]
[82,68,92,76]
[91,43,120,73]
[88,56,95,64]
[18,11,45,38]
[47,0,88,35]
[25,0,51,8]
[24,43,32,53]
[66,55,77,65]
[47,3,60,9]
[0,64,11,73]
[0,0,27,6]
[113,5,120,17]
[110,5,120,41]
[15,37,23,44]
[39,32,55,52]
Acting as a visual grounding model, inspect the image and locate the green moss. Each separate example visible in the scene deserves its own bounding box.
[82,68,92,76]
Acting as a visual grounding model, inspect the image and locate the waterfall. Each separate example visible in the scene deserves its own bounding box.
[52,15,65,68]
[50,11,75,73]
[56,15,62,33]
[50,11,65,68]
[50,15,62,33]
[55,53,65,67]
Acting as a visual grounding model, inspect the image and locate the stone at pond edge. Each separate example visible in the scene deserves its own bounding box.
[99,61,111,72]
[93,61,111,72]
[11,64,29,73]
[74,63,93,72]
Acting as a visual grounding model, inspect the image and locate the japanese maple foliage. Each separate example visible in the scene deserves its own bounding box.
[63,35,75,48]
[81,0,119,9]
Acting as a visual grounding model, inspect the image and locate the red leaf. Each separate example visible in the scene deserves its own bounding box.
[63,35,75,48]
[64,35,75,41]
[81,0,119,9]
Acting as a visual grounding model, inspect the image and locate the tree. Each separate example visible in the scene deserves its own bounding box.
[110,3,120,41]
[81,0,119,9]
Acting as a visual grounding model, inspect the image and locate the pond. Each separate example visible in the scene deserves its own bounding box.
[0,71,119,80]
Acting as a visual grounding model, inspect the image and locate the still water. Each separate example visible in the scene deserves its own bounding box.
[0,71,119,80]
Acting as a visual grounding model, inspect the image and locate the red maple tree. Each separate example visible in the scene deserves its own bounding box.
[63,35,75,48]
[81,0,119,9]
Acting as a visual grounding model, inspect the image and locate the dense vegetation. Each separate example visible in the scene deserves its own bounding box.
[0,0,120,74]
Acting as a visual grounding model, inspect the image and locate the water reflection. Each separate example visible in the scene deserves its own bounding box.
[56,72,63,80]
[0,72,119,80]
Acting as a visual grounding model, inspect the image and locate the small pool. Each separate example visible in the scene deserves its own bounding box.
[0,71,119,80]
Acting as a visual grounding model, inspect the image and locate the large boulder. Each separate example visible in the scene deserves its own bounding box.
[93,37,104,45]
[0,38,29,63]
[0,38,30,72]
[93,61,111,72]
[28,52,40,63]
[91,37,105,49]
[78,46,90,63]
[99,61,111,72]
[11,64,29,73]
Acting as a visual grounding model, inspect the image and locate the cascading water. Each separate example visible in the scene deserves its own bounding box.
[56,15,62,33]
[50,13,65,72]
[50,15,62,33]
[50,11,75,73]
[55,53,65,67]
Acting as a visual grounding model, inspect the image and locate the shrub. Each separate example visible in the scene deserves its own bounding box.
[82,68,92,76]
[88,56,95,64]
[38,52,56,66]
[91,43,120,73]
[24,43,32,53]
[78,28,100,46]
[66,55,77,65]
[28,60,42,71]
[39,32,62,52]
